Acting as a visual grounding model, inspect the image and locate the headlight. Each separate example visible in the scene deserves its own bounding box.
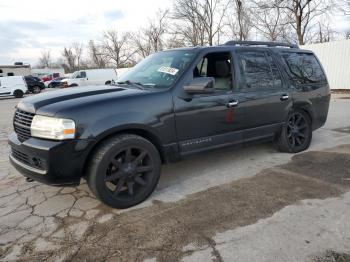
[31,115,75,140]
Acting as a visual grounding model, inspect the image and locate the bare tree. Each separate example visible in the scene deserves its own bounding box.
[333,0,350,15]
[166,33,187,49]
[88,40,107,68]
[37,49,52,68]
[251,1,290,41]
[132,9,169,58]
[62,47,76,72]
[146,9,169,52]
[276,0,331,45]
[172,0,206,45]
[61,43,86,72]
[102,29,135,67]
[173,0,228,46]
[72,42,84,69]
[313,21,337,43]
[235,0,251,40]
[131,30,153,58]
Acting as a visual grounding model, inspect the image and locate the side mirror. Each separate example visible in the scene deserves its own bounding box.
[184,77,215,94]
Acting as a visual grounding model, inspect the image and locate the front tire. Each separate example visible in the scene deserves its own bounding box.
[87,134,161,209]
[13,90,24,98]
[277,109,312,153]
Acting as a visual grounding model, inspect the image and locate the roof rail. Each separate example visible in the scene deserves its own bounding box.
[224,40,299,49]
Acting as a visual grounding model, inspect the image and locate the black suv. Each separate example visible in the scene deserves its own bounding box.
[9,41,330,208]
[24,76,45,94]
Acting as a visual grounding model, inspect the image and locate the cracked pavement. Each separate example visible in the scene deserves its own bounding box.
[0,93,350,261]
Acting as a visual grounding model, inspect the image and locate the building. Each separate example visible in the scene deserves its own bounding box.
[302,40,350,90]
[0,63,31,77]
[31,68,65,78]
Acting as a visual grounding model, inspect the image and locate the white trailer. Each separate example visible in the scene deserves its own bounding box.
[0,64,31,77]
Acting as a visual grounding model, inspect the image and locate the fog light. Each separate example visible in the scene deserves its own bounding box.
[32,157,41,167]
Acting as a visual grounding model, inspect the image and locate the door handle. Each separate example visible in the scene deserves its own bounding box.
[227,100,239,108]
[280,94,289,101]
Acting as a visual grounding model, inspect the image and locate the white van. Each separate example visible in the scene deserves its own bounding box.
[62,69,118,87]
[0,76,28,98]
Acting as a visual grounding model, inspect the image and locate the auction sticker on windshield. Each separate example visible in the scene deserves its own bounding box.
[157,66,179,75]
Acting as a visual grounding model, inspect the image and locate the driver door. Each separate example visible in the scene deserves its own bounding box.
[77,71,88,86]
[173,51,245,155]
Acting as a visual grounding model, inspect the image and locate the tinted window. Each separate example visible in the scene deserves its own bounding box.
[266,53,283,87]
[80,71,87,78]
[7,72,14,76]
[238,51,280,90]
[282,52,326,84]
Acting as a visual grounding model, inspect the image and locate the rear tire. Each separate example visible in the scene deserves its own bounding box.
[32,86,41,94]
[13,90,24,98]
[277,109,312,153]
[87,134,161,209]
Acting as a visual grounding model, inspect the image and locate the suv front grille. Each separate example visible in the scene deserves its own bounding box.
[13,109,34,142]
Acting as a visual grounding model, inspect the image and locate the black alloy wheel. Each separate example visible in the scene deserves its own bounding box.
[286,112,309,149]
[277,110,312,153]
[104,147,154,198]
[87,134,161,209]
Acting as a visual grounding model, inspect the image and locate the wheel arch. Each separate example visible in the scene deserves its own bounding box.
[292,101,314,126]
[82,126,166,175]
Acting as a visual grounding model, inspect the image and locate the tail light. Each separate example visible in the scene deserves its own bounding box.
[23,77,28,88]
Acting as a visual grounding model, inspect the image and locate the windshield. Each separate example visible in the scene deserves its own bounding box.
[118,50,196,89]
[70,71,79,79]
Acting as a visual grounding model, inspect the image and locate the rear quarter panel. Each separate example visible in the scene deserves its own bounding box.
[275,49,330,130]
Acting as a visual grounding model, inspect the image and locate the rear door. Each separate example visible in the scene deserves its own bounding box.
[78,71,88,86]
[0,78,12,96]
[234,49,293,141]
[280,51,330,129]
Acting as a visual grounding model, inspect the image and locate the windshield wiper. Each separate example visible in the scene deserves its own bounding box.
[116,80,144,90]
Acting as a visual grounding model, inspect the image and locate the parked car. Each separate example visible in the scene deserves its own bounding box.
[47,77,65,88]
[61,69,117,87]
[24,76,45,94]
[42,73,61,82]
[9,41,330,209]
[0,76,28,98]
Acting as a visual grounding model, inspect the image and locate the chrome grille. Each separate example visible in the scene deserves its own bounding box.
[13,109,34,142]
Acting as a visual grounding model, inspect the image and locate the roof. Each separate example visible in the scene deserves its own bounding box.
[0,65,31,69]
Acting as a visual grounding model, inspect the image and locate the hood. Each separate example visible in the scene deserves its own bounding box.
[17,85,146,116]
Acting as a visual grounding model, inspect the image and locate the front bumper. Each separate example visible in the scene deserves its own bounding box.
[8,132,94,186]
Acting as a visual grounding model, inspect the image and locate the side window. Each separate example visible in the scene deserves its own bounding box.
[193,52,232,91]
[80,71,87,78]
[266,53,283,87]
[237,51,277,90]
[7,72,14,76]
[195,58,208,77]
[282,52,326,84]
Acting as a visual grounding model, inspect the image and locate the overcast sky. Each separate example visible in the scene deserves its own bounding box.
[0,0,349,65]
[0,0,172,65]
